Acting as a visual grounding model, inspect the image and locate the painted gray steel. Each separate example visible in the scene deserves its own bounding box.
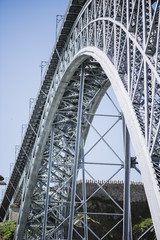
[0,0,160,239]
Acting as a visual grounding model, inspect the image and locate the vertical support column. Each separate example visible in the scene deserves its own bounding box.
[114,0,117,66]
[127,0,131,95]
[25,224,28,240]
[68,64,85,240]
[124,2,132,234]
[123,119,132,240]
[103,0,106,53]
[81,130,88,240]
[86,7,89,46]
[127,37,131,95]
[94,0,97,47]
[42,125,54,240]
[142,1,149,145]
[144,61,149,145]
[80,17,83,48]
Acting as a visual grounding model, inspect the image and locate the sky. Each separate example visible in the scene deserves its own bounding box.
[0,0,69,196]
[0,0,142,201]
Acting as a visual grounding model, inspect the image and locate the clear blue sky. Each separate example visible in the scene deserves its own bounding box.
[0,0,69,187]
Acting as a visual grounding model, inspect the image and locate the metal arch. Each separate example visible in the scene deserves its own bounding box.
[77,46,160,237]
[14,57,113,240]
[20,57,126,240]
[17,47,160,239]
[0,0,160,239]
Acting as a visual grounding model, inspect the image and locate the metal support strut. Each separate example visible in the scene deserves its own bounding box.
[68,64,85,239]
[123,119,132,240]
[42,125,54,240]
[81,130,88,240]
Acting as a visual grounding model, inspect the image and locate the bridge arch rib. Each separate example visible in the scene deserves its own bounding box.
[1,0,160,239]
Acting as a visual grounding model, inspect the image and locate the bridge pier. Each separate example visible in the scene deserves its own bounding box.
[9,204,19,221]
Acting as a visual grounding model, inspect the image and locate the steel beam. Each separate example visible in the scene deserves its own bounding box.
[81,130,88,240]
[42,125,54,240]
[68,63,85,239]
[123,119,132,240]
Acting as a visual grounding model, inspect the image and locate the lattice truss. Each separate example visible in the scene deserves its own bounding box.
[24,59,111,239]
[62,0,160,161]
[1,0,160,239]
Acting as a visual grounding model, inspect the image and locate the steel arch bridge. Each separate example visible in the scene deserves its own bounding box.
[1,0,160,239]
